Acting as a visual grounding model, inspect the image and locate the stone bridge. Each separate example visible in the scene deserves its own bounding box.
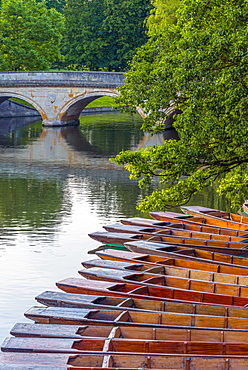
[0,71,125,126]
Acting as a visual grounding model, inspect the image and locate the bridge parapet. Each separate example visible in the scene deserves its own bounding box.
[0,71,125,126]
[0,71,124,88]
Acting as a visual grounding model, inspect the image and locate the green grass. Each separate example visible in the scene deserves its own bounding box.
[87,96,115,108]
[10,98,34,108]
[10,96,115,109]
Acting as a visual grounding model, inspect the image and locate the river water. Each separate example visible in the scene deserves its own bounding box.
[0,111,228,345]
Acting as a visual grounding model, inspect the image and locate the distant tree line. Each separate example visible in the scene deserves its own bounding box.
[0,0,152,71]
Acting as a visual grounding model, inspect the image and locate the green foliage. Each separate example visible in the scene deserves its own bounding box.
[113,0,248,211]
[62,0,151,71]
[147,0,180,34]
[62,0,107,70]
[101,0,152,71]
[45,0,66,12]
[0,0,64,71]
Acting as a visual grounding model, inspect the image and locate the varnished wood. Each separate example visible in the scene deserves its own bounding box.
[88,231,248,257]
[56,277,248,308]
[4,336,248,356]
[3,352,248,370]
[35,290,248,319]
[11,323,248,343]
[95,248,248,275]
[24,305,248,330]
[104,223,247,244]
[151,207,248,231]
[78,266,248,302]
[121,217,248,237]
[82,258,248,285]
[125,240,248,269]
[181,205,248,225]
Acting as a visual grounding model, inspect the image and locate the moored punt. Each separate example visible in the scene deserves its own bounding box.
[56,277,248,307]
[88,231,248,257]
[24,306,248,329]
[150,211,248,232]
[181,205,248,226]
[95,248,248,275]
[5,336,248,356]
[121,217,248,237]
[11,323,248,342]
[104,223,247,244]
[35,291,248,319]
[82,258,248,285]
[124,240,248,268]
[78,266,248,302]
[3,353,248,370]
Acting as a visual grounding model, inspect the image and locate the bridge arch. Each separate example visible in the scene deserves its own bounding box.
[0,91,46,120]
[58,90,119,124]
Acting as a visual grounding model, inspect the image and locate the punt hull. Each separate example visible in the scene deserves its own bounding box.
[24,305,248,330]
[35,290,248,319]
[88,231,248,257]
[95,248,248,276]
[4,336,248,356]
[3,352,248,370]
[11,323,248,342]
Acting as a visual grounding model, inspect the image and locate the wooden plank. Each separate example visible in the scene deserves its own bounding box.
[89,231,248,256]
[56,277,248,308]
[24,306,248,330]
[13,323,248,342]
[95,248,248,275]
[125,240,248,269]
[78,266,248,300]
[5,336,248,355]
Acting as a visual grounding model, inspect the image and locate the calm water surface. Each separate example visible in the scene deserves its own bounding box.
[0,111,228,344]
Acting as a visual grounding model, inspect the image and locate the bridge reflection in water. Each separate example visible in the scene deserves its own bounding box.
[0,112,178,169]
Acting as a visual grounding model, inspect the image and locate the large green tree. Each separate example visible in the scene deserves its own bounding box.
[0,0,64,71]
[62,0,107,70]
[62,0,151,71]
[101,0,152,71]
[113,0,248,211]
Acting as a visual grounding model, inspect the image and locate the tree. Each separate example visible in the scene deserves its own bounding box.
[62,0,152,71]
[101,0,152,71]
[45,0,66,12]
[62,0,108,70]
[113,0,248,211]
[0,0,64,71]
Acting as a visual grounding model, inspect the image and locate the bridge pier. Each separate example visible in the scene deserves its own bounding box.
[0,71,124,127]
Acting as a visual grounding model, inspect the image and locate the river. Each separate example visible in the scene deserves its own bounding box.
[0,111,229,345]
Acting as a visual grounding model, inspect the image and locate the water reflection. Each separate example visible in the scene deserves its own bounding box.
[0,112,228,345]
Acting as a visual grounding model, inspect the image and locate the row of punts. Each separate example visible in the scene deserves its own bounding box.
[3,205,248,369]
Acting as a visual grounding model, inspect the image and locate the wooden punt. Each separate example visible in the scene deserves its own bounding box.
[151,206,248,231]
[12,322,248,343]
[3,352,248,370]
[88,231,248,257]
[95,248,248,276]
[181,205,248,226]
[150,211,248,233]
[78,266,248,302]
[56,277,248,307]
[120,217,248,237]
[82,258,248,285]
[124,240,248,268]
[24,305,248,329]
[35,290,248,319]
[104,223,247,244]
[5,335,248,356]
